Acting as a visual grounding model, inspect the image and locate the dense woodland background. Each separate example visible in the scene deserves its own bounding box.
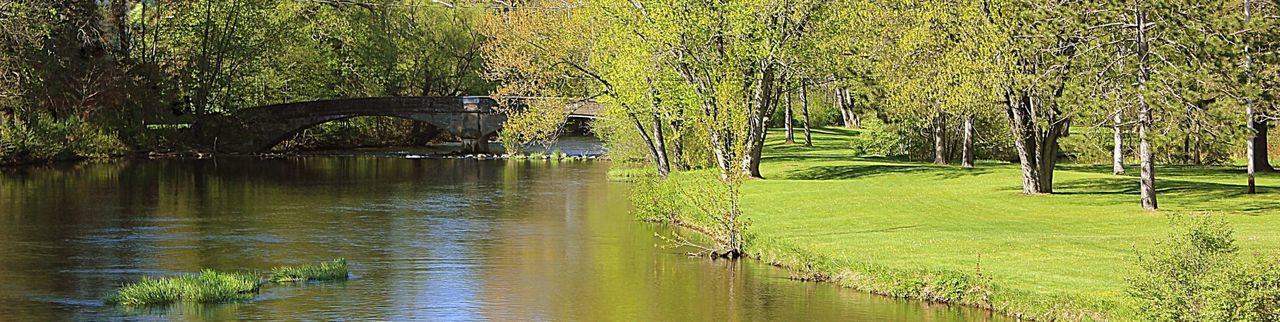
[0,0,493,161]
[2,0,1278,201]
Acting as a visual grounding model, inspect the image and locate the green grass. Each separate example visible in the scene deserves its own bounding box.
[268,258,350,283]
[104,270,262,306]
[739,127,1280,321]
[106,259,350,306]
[608,162,661,181]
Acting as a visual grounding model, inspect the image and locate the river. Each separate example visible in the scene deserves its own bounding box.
[0,146,1005,320]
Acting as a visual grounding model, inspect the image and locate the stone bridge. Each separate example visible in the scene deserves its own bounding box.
[195,96,601,154]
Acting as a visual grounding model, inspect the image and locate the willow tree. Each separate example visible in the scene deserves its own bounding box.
[647,0,821,180]
[484,0,825,256]
[483,1,692,176]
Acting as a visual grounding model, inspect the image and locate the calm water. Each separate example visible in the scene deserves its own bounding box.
[0,154,1005,321]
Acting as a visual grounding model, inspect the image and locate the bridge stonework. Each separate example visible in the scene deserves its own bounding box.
[195,96,603,154]
[197,97,506,154]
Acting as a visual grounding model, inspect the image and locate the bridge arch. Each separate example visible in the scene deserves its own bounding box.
[195,96,601,154]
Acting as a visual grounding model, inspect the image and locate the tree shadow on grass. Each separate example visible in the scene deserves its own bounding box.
[1053,176,1280,214]
[782,163,992,181]
[806,127,862,136]
[1060,163,1247,177]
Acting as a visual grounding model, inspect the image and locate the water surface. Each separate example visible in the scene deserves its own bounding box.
[0,155,1004,321]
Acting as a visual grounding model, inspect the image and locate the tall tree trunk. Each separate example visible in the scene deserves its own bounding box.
[651,112,671,177]
[962,113,975,168]
[628,78,672,178]
[1038,123,1063,193]
[1255,120,1274,172]
[1245,0,1259,194]
[194,0,215,115]
[801,84,812,146]
[1136,2,1158,209]
[1113,111,1125,175]
[1192,119,1202,166]
[740,66,775,179]
[111,0,131,57]
[844,90,859,129]
[1006,91,1061,194]
[784,91,795,144]
[839,89,849,128]
[670,119,686,171]
[933,110,947,165]
[627,111,669,177]
[139,0,148,62]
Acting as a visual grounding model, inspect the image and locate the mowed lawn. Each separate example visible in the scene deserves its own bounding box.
[740,127,1280,317]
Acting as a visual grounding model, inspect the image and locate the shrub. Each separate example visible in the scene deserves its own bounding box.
[268,258,349,283]
[630,175,684,222]
[104,270,261,306]
[0,112,124,164]
[846,121,899,157]
[1128,216,1280,321]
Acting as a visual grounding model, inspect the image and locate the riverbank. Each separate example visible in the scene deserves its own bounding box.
[731,127,1280,320]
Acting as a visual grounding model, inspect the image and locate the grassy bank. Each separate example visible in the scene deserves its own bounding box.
[736,127,1280,320]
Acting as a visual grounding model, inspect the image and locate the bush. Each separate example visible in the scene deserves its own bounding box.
[0,112,124,164]
[1128,216,1280,321]
[104,270,261,306]
[630,174,685,222]
[846,121,900,157]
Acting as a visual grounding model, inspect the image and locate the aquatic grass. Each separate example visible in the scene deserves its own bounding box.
[105,258,351,307]
[104,270,261,306]
[268,258,349,283]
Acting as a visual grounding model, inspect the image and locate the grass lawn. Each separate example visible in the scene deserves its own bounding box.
[739,127,1280,320]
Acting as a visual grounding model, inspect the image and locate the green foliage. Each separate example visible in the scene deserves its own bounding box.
[865,0,1001,123]
[498,99,570,154]
[0,113,125,164]
[104,270,261,306]
[268,258,350,283]
[630,175,684,222]
[629,169,750,256]
[592,109,656,163]
[844,121,899,157]
[1128,216,1280,321]
[770,89,845,129]
[138,0,493,114]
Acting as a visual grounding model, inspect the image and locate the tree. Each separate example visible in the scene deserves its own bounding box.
[482,0,695,177]
[1242,0,1280,192]
[800,83,813,146]
[484,0,827,256]
[784,89,796,144]
[861,0,999,166]
[984,0,1089,194]
[1087,0,1255,209]
[0,2,52,113]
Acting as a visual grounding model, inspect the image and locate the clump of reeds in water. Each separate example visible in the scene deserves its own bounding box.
[268,258,349,283]
[104,270,262,306]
